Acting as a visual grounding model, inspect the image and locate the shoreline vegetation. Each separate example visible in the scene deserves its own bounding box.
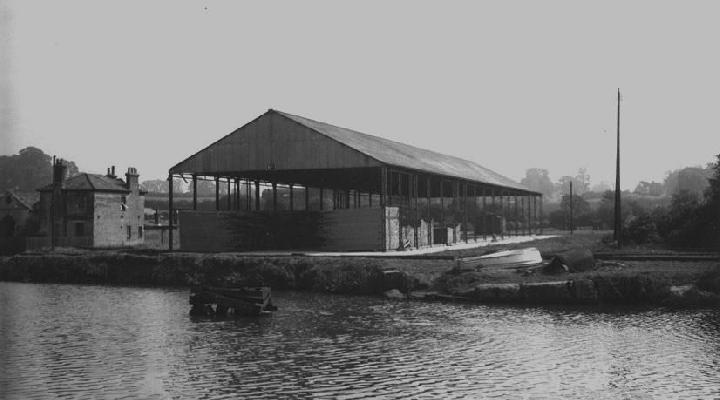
[1,232,719,307]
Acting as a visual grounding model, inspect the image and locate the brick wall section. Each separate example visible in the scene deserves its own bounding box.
[179,207,397,252]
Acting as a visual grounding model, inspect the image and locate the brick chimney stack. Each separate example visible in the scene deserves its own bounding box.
[107,165,117,178]
[53,158,67,186]
[125,167,139,194]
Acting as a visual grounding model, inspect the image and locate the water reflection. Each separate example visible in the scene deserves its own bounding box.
[1,282,719,399]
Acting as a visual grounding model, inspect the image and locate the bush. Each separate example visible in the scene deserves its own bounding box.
[624,214,661,245]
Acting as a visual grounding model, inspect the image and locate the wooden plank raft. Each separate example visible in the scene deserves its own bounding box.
[189,286,278,317]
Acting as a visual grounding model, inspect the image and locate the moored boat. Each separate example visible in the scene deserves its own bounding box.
[476,247,543,267]
[189,286,278,317]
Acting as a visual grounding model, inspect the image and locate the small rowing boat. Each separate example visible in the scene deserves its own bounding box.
[476,247,543,267]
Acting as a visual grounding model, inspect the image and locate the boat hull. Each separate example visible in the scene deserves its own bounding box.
[477,248,543,267]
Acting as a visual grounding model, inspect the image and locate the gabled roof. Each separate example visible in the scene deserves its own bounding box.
[273,110,532,192]
[171,109,536,193]
[3,190,38,210]
[39,174,130,193]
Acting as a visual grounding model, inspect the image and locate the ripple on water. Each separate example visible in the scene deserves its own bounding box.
[2,283,720,399]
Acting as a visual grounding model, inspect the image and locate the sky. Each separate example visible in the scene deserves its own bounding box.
[1,1,719,190]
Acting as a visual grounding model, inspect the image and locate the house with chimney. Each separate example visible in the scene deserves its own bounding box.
[1,190,39,254]
[30,160,146,249]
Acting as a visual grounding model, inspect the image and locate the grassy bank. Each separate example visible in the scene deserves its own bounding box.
[2,232,718,306]
[431,230,720,305]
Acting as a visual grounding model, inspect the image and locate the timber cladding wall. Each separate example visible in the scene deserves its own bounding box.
[178,208,391,252]
[318,208,385,251]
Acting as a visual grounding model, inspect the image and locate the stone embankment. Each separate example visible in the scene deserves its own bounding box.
[435,275,720,306]
[0,251,432,295]
[2,250,719,306]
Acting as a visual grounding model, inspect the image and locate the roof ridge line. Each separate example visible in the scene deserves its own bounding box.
[271,110,386,167]
[169,110,272,174]
[84,173,94,190]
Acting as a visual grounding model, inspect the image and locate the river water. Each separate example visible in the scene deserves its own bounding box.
[1,282,719,399]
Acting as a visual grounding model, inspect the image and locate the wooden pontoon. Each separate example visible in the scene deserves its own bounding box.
[189,286,277,317]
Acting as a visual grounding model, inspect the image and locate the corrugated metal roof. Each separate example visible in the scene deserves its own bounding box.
[39,174,130,192]
[273,110,532,192]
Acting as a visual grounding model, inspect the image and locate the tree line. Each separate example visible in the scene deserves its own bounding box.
[0,147,80,193]
[524,157,719,248]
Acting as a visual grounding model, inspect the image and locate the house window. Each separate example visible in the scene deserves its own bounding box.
[127,225,132,240]
[138,226,143,239]
[74,222,84,236]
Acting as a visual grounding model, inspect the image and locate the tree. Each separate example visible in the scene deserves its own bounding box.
[699,154,720,247]
[634,181,664,196]
[664,166,711,197]
[520,168,554,198]
[66,160,80,178]
[0,147,80,192]
[141,179,168,193]
[575,168,591,194]
[703,154,720,206]
[548,193,591,229]
[194,180,216,196]
[590,181,611,193]
[656,190,702,246]
[556,168,591,196]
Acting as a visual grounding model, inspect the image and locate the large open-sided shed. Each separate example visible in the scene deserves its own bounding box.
[168,109,542,251]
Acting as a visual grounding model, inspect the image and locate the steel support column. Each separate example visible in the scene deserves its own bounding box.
[289,184,294,211]
[380,167,388,207]
[463,182,469,243]
[491,188,496,237]
[215,176,220,211]
[514,195,519,236]
[500,191,505,240]
[482,187,487,241]
[227,178,231,210]
[246,181,251,211]
[168,173,174,251]
[305,186,310,211]
[527,195,532,236]
[540,195,544,234]
[192,175,197,211]
[426,176,431,230]
[440,179,445,228]
[272,183,277,211]
[254,181,260,211]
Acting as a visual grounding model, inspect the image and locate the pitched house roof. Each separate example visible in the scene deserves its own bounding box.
[3,190,39,210]
[39,174,130,193]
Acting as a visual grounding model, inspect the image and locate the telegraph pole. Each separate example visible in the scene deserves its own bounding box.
[614,89,622,248]
[50,156,56,251]
[569,181,574,234]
